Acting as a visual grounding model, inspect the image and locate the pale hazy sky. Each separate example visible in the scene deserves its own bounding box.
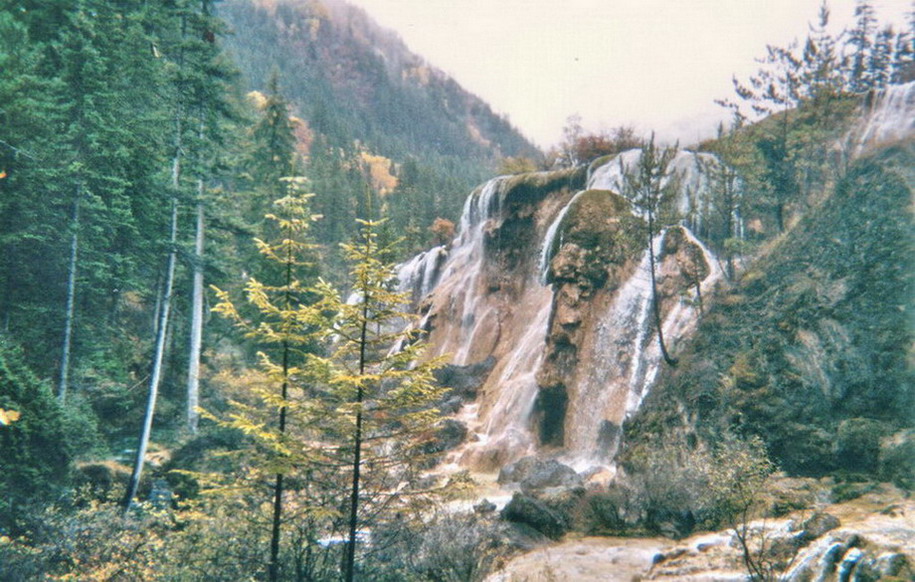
[346,0,911,149]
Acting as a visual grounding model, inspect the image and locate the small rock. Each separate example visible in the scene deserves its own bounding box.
[797,511,840,543]
[876,552,910,577]
[474,499,497,515]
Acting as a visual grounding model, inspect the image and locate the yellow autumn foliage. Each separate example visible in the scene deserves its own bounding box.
[360,151,398,195]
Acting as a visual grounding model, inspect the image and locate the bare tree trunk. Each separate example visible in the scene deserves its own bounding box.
[58,183,82,402]
[123,104,183,510]
[186,190,204,433]
[122,193,178,511]
[647,215,677,367]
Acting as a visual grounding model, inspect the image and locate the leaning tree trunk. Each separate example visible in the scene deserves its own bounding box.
[122,194,178,511]
[122,112,182,511]
[58,183,82,402]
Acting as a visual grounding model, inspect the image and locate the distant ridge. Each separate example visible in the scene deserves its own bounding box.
[219,0,539,164]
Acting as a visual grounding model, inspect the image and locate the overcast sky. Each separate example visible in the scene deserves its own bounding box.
[346,0,911,149]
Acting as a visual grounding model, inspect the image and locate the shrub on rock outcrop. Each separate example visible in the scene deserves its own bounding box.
[878,429,915,489]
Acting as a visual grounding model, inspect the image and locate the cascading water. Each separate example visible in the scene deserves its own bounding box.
[557,227,723,465]
[454,284,554,467]
[412,173,566,468]
[397,155,731,472]
[847,80,915,156]
[396,245,448,305]
[439,176,510,366]
[538,191,583,282]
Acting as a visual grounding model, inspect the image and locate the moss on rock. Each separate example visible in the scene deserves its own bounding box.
[547,189,644,289]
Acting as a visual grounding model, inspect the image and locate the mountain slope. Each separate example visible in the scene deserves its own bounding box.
[625,142,915,476]
[219,0,538,168]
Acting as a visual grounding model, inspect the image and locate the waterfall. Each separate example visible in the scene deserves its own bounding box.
[428,176,511,365]
[847,80,915,156]
[396,245,448,305]
[538,190,583,282]
[455,285,553,467]
[394,160,733,472]
[562,227,723,465]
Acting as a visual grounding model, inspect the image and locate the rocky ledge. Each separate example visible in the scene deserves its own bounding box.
[486,483,914,581]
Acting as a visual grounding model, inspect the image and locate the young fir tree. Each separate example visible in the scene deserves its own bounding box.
[621,134,679,366]
[211,210,445,580]
[306,218,447,581]
[210,186,322,581]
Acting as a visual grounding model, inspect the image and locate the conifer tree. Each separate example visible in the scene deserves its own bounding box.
[306,219,446,581]
[869,26,896,89]
[801,1,844,103]
[184,0,238,433]
[124,0,199,510]
[621,134,679,366]
[52,1,166,401]
[703,125,745,280]
[847,0,878,92]
[212,186,321,581]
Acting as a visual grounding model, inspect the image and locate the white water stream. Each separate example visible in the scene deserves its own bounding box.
[847,80,915,156]
[398,154,730,470]
[563,228,722,465]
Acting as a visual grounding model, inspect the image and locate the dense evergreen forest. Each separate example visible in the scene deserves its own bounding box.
[0,1,532,577]
[218,0,541,267]
[0,0,913,580]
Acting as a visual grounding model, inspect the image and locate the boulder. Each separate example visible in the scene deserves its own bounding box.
[429,419,468,453]
[834,417,884,473]
[519,460,583,495]
[497,456,540,485]
[434,356,495,397]
[501,493,570,540]
[498,457,583,494]
[796,511,841,544]
[419,420,468,467]
[435,356,496,414]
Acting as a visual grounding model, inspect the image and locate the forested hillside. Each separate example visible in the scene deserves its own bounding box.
[219,0,540,263]
[0,0,540,575]
[0,0,533,445]
[1,0,914,580]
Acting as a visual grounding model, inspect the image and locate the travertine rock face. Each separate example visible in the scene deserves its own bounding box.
[398,154,726,471]
[536,223,718,462]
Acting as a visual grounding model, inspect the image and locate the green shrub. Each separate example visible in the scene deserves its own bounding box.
[0,340,98,533]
